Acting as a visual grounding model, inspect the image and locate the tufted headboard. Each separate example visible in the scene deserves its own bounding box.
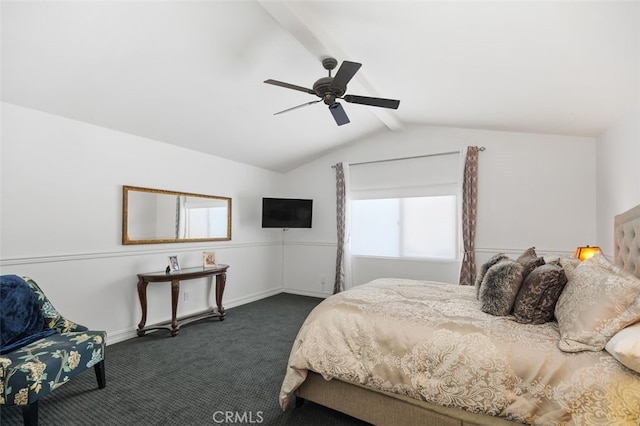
[614,204,640,279]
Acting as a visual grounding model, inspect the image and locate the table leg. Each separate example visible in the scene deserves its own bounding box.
[215,273,226,320]
[170,279,180,336]
[137,278,149,336]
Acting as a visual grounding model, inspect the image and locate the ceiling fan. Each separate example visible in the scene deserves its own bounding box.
[264,57,400,126]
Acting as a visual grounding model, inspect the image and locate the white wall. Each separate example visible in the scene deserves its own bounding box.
[6,101,630,342]
[281,124,597,294]
[596,103,640,255]
[0,102,284,343]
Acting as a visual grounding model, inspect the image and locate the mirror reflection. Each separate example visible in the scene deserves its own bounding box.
[123,185,232,244]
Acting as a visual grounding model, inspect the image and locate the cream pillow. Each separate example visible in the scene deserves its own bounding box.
[555,253,640,352]
[559,256,580,275]
[605,322,640,373]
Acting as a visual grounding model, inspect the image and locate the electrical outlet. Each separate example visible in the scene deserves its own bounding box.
[183,291,190,301]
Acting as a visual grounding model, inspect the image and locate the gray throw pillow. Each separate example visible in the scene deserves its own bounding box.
[516,247,538,263]
[512,263,567,324]
[479,260,524,316]
[475,253,509,299]
[516,247,545,281]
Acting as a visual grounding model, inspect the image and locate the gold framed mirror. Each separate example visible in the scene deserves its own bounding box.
[122,185,232,245]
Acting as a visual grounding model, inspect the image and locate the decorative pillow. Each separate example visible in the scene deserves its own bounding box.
[515,247,545,280]
[605,322,640,373]
[475,253,509,299]
[516,246,537,263]
[544,255,561,265]
[479,260,524,316]
[555,252,640,352]
[559,256,580,276]
[513,263,567,324]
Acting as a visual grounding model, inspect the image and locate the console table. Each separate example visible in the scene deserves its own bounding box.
[136,264,229,337]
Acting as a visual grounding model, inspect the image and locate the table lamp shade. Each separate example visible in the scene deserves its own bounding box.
[574,245,602,261]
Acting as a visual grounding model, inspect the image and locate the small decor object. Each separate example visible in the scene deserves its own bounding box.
[574,245,602,261]
[203,251,216,269]
[168,255,180,272]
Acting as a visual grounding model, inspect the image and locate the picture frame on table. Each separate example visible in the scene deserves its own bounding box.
[203,251,216,269]
[168,255,180,272]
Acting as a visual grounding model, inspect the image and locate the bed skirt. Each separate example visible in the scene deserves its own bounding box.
[296,371,521,426]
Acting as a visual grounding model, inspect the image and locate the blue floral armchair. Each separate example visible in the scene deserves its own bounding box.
[0,275,106,426]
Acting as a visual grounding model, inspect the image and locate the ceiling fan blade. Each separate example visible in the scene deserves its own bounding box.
[343,94,400,110]
[330,61,362,90]
[274,100,321,115]
[329,103,350,126]
[264,79,315,95]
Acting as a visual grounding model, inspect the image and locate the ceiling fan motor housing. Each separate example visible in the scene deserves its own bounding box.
[313,77,344,105]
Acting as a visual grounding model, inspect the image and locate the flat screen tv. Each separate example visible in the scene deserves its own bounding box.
[262,198,313,229]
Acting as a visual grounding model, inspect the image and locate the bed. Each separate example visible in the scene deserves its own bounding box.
[279,204,640,425]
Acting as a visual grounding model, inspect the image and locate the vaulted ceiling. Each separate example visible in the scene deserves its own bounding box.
[2,1,639,172]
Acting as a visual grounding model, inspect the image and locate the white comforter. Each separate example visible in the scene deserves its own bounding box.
[280,279,640,425]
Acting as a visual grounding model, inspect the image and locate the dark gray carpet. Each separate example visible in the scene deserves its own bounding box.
[1,293,369,425]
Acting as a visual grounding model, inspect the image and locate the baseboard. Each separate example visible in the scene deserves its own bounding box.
[107,329,140,345]
[224,288,284,309]
[282,288,332,299]
[106,287,284,346]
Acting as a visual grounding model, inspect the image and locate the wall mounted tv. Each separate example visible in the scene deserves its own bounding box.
[262,198,313,229]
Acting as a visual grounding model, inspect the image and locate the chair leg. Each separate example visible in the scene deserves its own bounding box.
[94,360,106,389]
[21,400,38,426]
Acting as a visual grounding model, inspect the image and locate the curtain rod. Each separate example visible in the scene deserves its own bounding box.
[331,146,485,169]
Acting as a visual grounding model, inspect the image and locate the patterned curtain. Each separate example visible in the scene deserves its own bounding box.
[459,146,480,285]
[334,162,352,294]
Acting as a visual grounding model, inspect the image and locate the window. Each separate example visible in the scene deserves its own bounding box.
[349,153,460,260]
[351,195,457,259]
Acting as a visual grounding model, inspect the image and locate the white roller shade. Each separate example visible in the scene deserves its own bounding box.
[349,153,460,199]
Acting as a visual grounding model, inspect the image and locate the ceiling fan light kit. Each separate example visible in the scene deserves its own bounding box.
[264,57,400,126]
